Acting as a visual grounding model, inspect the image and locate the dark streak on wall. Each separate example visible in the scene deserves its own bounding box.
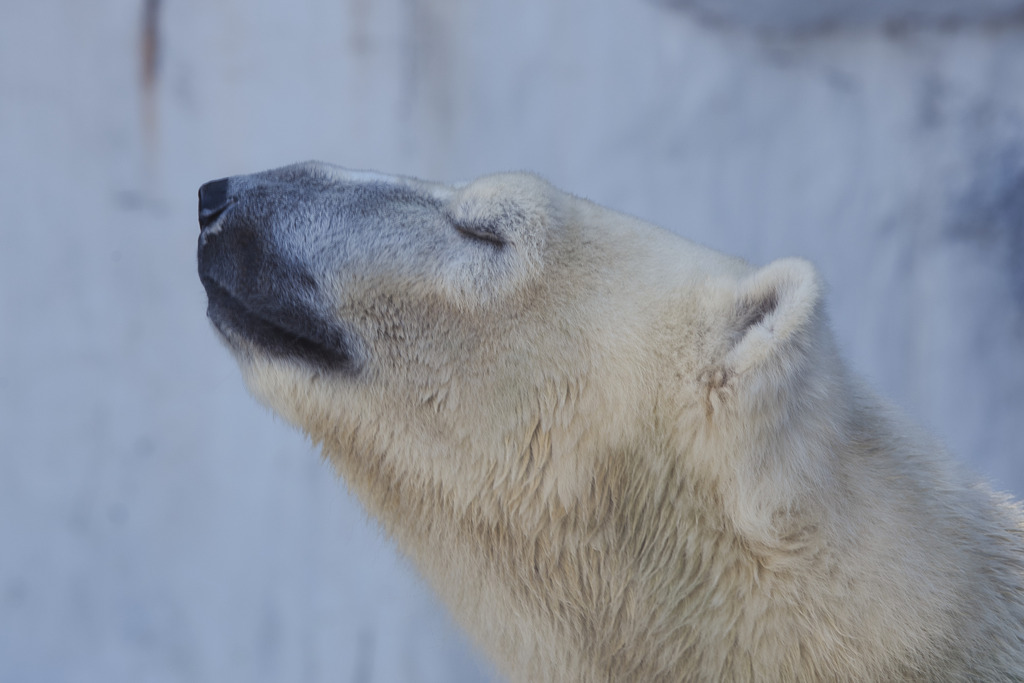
[140,0,161,171]
[141,0,161,90]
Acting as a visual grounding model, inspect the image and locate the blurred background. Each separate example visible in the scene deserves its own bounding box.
[2,1,1023,681]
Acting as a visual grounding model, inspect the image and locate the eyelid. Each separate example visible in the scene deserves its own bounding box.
[454,221,506,247]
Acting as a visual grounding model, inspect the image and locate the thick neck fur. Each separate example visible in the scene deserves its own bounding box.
[310,354,1024,682]
[247,269,1022,683]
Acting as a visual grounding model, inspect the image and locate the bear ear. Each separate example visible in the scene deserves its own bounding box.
[723,258,821,379]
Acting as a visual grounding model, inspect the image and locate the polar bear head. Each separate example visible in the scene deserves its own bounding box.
[197,161,834,539]
[197,162,1024,682]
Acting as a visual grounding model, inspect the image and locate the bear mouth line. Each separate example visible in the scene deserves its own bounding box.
[201,276,356,372]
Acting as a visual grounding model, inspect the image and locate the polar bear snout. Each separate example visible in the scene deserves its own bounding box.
[198,177,233,231]
[196,173,359,373]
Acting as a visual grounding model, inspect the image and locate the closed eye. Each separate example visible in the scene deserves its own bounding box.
[454,221,506,247]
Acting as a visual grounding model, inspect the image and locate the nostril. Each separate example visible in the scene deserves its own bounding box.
[198,178,232,230]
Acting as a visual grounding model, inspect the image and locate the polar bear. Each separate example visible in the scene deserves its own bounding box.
[197,161,1024,682]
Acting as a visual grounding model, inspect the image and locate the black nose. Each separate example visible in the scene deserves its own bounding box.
[198,178,232,230]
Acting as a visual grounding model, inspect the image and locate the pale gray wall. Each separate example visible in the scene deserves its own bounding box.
[2,1,1022,681]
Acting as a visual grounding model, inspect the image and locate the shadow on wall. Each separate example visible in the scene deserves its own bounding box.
[652,0,1024,32]
[652,0,1024,326]
[950,144,1024,322]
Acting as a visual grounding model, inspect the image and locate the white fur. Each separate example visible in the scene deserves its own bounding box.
[227,168,1024,682]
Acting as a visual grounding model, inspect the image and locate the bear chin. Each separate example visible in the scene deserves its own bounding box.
[200,275,356,373]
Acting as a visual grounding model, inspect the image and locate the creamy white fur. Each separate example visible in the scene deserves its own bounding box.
[229,168,1024,682]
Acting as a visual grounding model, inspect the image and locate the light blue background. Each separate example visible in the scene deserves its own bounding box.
[2,1,1023,680]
